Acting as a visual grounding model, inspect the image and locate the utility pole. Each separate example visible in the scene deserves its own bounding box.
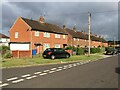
[88,12,91,56]
[113,37,115,49]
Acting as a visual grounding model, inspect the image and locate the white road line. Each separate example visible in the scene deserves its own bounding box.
[43,70,50,72]
[12,79,24,83]
[64,65,68,68]
[63,67,67,70]
[39,73,47,76]
[26,76,37,80]
[77,63,80,65]
[49,71,56,73]
[51,68,57,70]
[58,67,63,69]
[34,72,42,75]
[68,66,72,68]
[7,77,18,81]
[73,64,77,66]
[0,83,9,87]
[21,74,31,78]
[56,69,62,72]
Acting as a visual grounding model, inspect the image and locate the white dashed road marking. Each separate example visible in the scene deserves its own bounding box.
[26,76,37,80]
[43,70,50,72]
[12,79,24,83]
[49,71,56,73]
[51,68,57,70]
[21,74,31,78]
[34,72,42,75]
[64,65,68,68]
[56,69,62,72]
[40,73,47,76]
[7,77,18,81]
[0,83,9,87]
[58,67,63,69]
[63,67,67,70]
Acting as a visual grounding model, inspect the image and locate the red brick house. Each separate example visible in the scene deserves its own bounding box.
[64,25,108,48]
[9,16,108,58]
[9,16,68,58]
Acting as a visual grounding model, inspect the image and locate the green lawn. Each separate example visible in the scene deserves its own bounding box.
[0,54,103,68]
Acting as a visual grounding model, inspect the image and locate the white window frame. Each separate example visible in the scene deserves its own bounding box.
[63,35,66,39]
[15,32,18,38]
[55,34,60,38]
[44,32,50,38]
[44,43,50,50]
[73,38,76,41]
[55,44,60,48]
[35,31,39,36]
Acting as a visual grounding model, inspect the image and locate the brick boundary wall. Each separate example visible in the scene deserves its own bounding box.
[12,50,31,58]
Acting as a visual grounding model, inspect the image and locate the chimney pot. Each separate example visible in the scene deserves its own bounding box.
[39,16,45,23]
[63,25,66,29]
[73,26,76,31]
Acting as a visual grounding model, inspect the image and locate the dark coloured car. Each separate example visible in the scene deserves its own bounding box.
[105,48,118,55]
[42,48,70,59]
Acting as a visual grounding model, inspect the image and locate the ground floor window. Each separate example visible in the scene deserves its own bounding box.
[44,43,50,50]
[55,44,60,48]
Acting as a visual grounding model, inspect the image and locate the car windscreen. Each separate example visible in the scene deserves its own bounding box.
[53,48,65,52]
[45,48,52,52]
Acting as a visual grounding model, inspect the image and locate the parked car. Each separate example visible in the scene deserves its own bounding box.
[42,48,70,59]
[105,48,118,55]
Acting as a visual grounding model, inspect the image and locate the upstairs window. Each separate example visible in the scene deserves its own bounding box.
[73,38,76,41]
[55,34,60,38]
[44,32,50,38]
[35,31,39,36]
[15,32,18,38]
[63,35,66,39]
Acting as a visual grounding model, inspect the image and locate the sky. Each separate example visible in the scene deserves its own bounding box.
[0,0,119,41]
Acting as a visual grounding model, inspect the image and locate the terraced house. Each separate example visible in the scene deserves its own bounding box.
[9,16,108,58]
[64,25,108,48]
[9,16,68,58]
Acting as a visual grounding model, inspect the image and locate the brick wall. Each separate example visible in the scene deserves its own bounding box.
[12,50,31,58]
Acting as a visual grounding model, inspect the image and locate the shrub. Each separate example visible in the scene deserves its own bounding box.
[0,46,11,58]
[90,47,100,53]
[76,48,85,55]
[4,52,12,58]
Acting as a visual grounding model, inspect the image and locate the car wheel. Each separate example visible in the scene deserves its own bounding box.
[66,54,70,58]
[51,55,55,60]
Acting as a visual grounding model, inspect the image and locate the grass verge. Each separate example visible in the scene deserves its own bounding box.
[0,54,103,68]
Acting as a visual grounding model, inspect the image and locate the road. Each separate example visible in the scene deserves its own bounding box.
[1,55,119,88]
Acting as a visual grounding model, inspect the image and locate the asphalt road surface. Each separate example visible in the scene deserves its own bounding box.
[1,55,119,88]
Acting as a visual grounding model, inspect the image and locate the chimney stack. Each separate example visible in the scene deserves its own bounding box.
[73,26,76,31]
[63,25,66,29]
[39,16,45,23]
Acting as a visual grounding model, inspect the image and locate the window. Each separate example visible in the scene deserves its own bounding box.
[15,32,18,38]
[55,44,60,48]
[63,35,66,39]
[44,32,50,38]
[55,34,60,38]
[44,43,50,50]
[35,31,39,36]
[73,38,76,41]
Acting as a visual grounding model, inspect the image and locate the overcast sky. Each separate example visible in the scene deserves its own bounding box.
[0,0,119,41]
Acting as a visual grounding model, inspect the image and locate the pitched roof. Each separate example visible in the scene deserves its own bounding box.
[65,28,107,43]
[21,17,68,35]
[0,33,9,38]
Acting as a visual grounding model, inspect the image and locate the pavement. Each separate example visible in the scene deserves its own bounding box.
[0,54,119,88]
